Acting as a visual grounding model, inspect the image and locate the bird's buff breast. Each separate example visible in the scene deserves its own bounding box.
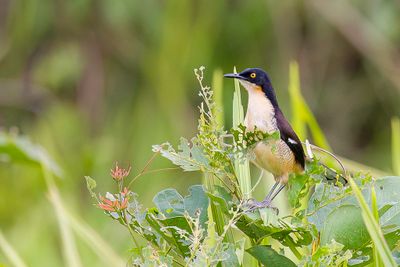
[244,87,301,182]
[252,141,299,182]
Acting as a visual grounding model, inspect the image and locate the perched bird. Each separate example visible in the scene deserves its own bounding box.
[224,68,305,209]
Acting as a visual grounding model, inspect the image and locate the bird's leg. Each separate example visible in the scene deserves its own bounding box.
[264,184,286,204]
[246,182,286,212]
[263,181,280,203]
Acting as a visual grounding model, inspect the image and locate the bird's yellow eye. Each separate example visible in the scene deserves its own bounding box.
[250,73,256,78]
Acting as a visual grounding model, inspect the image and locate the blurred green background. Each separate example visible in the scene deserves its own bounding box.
[0,0,399,266]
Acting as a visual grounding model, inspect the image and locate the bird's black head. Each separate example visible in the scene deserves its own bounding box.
[224,68,271,88]
[224,68,278,106]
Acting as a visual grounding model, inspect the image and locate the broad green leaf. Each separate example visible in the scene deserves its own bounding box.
[311,240,353,266]
[145,213,190,256]
[375,177,400,229]
[159,216,191,255]
[153,188,184,217]
[183,185,209,227]
[236,214,312,247]
[221,244,240,267]
[0,132,62,177]
[153,185,209,226]
[150,185,210,256]
[348,177,397,266]
[246,245,296,267]
[152,138,209,172]
[287,173,308,207]
[206,185,232,215]
[321,204,370,249]
[308,176,400,233]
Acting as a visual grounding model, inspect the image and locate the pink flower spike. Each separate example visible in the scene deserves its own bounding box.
[110,162,131,181]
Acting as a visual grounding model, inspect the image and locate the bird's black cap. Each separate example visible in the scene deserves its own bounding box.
[224,68,271,87]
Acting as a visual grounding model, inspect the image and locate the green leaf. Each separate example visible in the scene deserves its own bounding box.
[0,132,62,177]
[221,244,240,267]
[152,138,209,172]
[287,173,308,207]
[321,204,370,250]
[288,61,331,150]
[375,177,400,230]
[308,176,400,233]
[84,176,97,199]
[236,214,312,247]
[392,117,400,176]
[246,245,296,267]
[206,185,232,215]
[149,185,210,257]
[183,185,209,227]
[348,177,397,266]
[311,240,353,266]
[153,185,209,227]
[153,188,185,217]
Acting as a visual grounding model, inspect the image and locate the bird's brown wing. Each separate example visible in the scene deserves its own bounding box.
[275,110,305,169]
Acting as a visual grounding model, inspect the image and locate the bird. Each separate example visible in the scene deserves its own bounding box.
[224,68,306,209]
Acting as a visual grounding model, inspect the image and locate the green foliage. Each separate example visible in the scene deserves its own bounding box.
[247,245,296,267]
[0,133,125,267]
[288,62,331,150]
[302,240,353,267]
[0,132,61,177]
[392,117,400,176]
[3,1,400,265]
[321,205,369,249]
[84,67,400,266]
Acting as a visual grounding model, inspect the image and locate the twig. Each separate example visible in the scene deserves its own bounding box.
[249,170,264,195]
[302,141,347,175]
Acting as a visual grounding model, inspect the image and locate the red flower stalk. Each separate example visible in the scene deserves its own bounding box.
[110,162,131,181]
[98,196,116,212]
[98,195,129,212]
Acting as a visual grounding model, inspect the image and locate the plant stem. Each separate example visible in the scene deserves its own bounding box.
[123,211,144,262]
[371,186,383,267]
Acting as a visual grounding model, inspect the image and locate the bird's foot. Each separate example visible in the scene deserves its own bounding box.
[244,199,279,215]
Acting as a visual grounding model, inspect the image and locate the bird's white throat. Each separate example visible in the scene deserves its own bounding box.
[240,80,277,133]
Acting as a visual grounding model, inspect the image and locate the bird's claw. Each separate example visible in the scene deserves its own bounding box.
[244,199,279,215]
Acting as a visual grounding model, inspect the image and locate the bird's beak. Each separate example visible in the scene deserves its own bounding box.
[224,73,246,80]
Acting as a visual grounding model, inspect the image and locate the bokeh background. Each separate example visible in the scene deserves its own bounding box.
[0,0,399,266]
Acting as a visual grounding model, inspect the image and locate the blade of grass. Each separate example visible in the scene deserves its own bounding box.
[212,68,224,127]
[0,133,123,266]
[66,212,126,267]
[288,61,331,151]
[391,117,400,176]
[348,177,396,267]
[231,67,257,267]
[45,166,125,267]
[41,157,125,267]
[288,62,393,178]
[41,160,82,267]
[371,186,383,267]
[232,67,252,199]
[0,230,28,267]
